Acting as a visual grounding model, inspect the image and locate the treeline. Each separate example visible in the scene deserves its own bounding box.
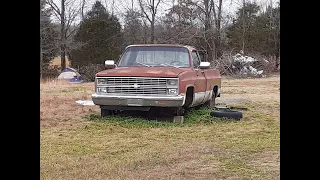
[40,0,280,76]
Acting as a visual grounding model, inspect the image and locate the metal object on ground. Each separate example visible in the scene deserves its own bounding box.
[173,116,184,123]
[216,99,248,104]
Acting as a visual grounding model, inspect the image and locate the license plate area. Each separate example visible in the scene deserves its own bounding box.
[127,98,143,106]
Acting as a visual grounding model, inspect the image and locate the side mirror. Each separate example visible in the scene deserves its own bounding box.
[199,62,210,69]
[105,60,116,69]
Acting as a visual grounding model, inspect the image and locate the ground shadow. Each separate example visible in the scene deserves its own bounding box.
[117,107,181,122]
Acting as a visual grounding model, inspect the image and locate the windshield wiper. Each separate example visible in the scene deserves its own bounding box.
[160,63,180,68]
[135,61,150,67]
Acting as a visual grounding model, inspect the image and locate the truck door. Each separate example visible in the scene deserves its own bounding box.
[191,50,206,106]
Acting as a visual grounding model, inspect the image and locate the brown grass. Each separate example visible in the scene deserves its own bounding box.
[40,80,99,127]
[49,56,70,68]
[40,75,280,180]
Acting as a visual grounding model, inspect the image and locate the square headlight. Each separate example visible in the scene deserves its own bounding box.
[168,88,178,95]
[97,87,107,93]
[167,79,178,86]
[97,78,107,84]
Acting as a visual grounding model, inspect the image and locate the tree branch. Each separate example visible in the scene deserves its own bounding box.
[46,0,61,16]
[138,0,152,23]
[154,0,161,15]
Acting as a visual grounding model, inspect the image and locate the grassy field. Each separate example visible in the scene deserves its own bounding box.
[40,75,280,180]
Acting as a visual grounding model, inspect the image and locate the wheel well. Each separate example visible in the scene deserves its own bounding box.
[183,87,194,107]
[213,86,218,97]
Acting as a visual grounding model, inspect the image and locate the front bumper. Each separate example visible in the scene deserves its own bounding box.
[91,93,185,107]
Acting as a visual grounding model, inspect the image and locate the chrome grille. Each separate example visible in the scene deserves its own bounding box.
[102,77,170,95]
[108,87,167,94]
[106,77,167,87]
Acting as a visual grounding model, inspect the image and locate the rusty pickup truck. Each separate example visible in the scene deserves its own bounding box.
[92,44,221,117]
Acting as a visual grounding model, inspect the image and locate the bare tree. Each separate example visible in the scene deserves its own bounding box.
[46,0,85,71]
[188,0,214,60]
[187,0,224,60]
[41,0,59,78]
[138,0,162,43]
[81,0,86,19]
[212,0,223,58]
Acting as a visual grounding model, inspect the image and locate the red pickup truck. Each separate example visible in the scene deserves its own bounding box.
[92,44,221,117]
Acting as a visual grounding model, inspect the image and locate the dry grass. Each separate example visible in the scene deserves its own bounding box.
[40,80,99,127]
[40,75,280,180]
[49,56,70,68]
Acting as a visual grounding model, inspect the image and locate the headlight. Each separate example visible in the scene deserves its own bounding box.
[97,78,107,84]
[97,87,107,93]
[168,88,178,95]
[167,79,178,86]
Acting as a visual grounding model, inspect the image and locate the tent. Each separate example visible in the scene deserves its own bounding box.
[57,68,83,83]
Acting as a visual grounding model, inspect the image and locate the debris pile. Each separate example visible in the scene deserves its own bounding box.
[232,53,267,76]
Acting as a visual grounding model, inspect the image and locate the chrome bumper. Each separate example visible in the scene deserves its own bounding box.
[92,93,185,107]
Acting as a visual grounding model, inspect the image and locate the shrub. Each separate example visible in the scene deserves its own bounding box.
[79,64,105,82]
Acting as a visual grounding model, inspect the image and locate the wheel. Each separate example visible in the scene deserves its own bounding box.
[210,110,243,120]
[204,91,216,108]
[100,109,116,117]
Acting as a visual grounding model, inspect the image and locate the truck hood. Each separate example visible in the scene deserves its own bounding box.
[96,67,189,77]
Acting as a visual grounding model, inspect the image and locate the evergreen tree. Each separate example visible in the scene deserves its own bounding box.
[71,1,123,67]
[226,2,260,54]
[226,2,280,56]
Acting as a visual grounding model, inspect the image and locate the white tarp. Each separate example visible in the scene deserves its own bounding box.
[75,100,95,106]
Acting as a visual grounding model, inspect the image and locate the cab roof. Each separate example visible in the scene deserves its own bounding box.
[126,44,197,51]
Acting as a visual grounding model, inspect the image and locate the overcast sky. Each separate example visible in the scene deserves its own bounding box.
[51,0,279,25]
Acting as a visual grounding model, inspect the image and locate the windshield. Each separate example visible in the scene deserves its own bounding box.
[118,46,190,68]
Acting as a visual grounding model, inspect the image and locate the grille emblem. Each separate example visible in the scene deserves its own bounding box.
[131,83,140,89]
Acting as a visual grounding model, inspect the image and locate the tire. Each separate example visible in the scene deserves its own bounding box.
[204,91,216,108]
[210,110,243,120]
[100,109,116,117]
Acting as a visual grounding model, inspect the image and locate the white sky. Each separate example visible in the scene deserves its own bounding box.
[51,0,279,26]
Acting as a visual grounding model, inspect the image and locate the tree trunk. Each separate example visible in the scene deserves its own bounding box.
[60,0,66,71]
[143,21,147,44]
[215,0,223,58]
[40,6,43,79]
[204,0,213,61]
[242,0,246,54]
[67,51,72,67]
[151,16,155,43]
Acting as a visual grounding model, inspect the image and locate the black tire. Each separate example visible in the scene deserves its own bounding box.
[210,110,243,120]
[204,91,216,108]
